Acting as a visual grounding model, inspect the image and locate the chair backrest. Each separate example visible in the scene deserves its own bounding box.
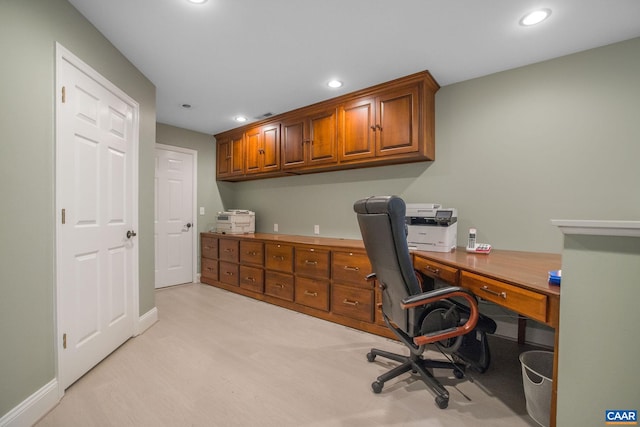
[353,196,422,334]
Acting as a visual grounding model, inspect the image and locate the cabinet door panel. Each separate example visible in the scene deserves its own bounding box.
[216,139,231,177]
[265,243,294,273]
[282,119,306,169]
[265,271,294,301]
[239,265,264,293]
[338,98,375,162]
[376,85,419,156]
[261,125,280,172]
[245,128,261,173]
[230,134,244,175]
[308,109,337,165]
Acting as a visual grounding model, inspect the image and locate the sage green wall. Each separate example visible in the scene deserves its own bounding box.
[556,234,640,426]
[0,0,156,417]
[156,123,225,272]
[227,37,640,254]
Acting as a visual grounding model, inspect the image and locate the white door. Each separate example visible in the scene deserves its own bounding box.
[154,145,195,288]
[56,44,139,390]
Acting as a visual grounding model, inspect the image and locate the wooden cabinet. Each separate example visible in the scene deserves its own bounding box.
[214,70,439,182]
[216,132,244,179]
[338,83,420,163]
[282,107,338,170]
[200,233,393,339]
[245,122,280,175]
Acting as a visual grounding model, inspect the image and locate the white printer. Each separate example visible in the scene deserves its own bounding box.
[405,203,457,252]
[215,210,255,234]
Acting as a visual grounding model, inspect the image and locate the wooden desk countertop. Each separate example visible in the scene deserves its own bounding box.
[413,248,561,298]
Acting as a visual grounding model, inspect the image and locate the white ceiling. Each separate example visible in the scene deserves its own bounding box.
[68,0,640,136]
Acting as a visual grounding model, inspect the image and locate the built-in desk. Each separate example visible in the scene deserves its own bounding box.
[412,248,561,427]
[200,233,561,426]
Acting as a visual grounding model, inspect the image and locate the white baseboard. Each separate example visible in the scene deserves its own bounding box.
[136,306,158,336]
[0,379,59,427]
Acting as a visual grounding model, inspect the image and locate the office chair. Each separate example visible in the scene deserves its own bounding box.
[354,195,496,409]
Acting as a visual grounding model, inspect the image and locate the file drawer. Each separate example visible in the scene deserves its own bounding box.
[295,247,330,278]
[332,251,371,286]
[201,236,218,260]
[295,276,329,311]
[265,271,294,302]
[332,283,374,323]
[266,243,294,273]
[201,258,218,282]
[219,239,239,263]
[240,241,264,266]
[219,261,239,287]
[239,265,264,293]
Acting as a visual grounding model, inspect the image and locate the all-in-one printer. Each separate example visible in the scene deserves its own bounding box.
[405,203,457,252]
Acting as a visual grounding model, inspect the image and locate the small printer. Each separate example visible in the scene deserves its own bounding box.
[406,203,457,252]
[215,210,255,234]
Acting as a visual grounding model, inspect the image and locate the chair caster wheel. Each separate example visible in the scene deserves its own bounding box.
[435,396,449,409]
[366,352,376,362]
[371,381,383,394]
[453,369,465,379]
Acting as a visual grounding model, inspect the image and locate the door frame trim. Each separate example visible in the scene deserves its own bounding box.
[155,143,198,285]
[54,42,140,398]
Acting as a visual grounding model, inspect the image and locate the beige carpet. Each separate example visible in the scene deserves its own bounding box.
[37,283,541,426]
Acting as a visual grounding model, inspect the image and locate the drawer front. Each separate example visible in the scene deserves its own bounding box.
[219,261,239,286]
[201,258,218,281]
[461,271,548,323]
[201,236,218,259]
[265,271,295,301]
[295,247,330,278]
[331,283,374,323]
[414,256,459,285]
[265,243,294,273]
[332,251,371,286]
[219,239,239,263]
[240,241,264,266]
[239,265,264,293]
[294,277,329,311]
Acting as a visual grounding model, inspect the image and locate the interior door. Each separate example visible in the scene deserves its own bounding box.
[155,145,194,288]
[56,45,138,390]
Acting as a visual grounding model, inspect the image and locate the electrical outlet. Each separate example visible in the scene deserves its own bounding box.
[314,225,320,235]
[199,207,205,215]
[274,223,279,232]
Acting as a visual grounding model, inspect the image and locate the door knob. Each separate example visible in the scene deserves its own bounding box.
[126,230,137,239]
[185,223,192,229]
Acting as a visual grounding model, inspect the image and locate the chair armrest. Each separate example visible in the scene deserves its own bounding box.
[401,287,479,346]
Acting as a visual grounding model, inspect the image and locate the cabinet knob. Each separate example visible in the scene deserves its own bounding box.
[370,125,376,131]
[376,124,383,131]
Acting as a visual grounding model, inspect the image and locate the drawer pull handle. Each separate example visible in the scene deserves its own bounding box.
[273,255,285,260]
[304,260,318,265]
[481,285,507,299]
[274,283,284,288]
[224,248,234,252]
[304,290,318,297]
[343,299,359,306]
[246,251,258,256]
[424,265,440,275]
[204,246,211,250]
[207,267,214,271]
[245,277,255,282]
[225,272,234,276]
[376,303,383,309]
[343,266,360,271]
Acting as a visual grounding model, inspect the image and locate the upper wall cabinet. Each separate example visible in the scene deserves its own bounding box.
[215,70,439,181]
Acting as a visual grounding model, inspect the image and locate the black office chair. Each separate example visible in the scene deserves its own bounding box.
[354,195,496,409]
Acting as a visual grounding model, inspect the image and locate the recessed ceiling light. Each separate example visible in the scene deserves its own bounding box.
[327,80,343,88]
[181,103,192,109]
[187,0,208,4]
[234,116,248,123]
[520,9,551,26]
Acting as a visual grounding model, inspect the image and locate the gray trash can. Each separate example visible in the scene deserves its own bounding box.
[519,350,554,427]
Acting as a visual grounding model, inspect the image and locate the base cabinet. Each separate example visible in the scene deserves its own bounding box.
[200,232,392,339]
